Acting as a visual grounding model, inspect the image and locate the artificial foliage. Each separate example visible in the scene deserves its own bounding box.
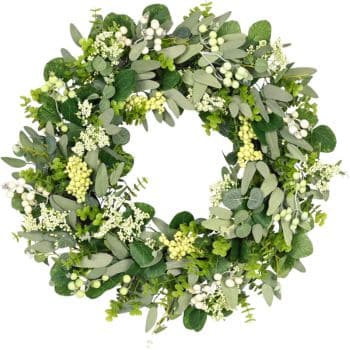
[2,3,342,333]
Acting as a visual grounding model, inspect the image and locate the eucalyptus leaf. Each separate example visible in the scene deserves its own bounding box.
[266,130,280,159]
[282,220,293,246]
[104,233,129,259]
[262,84,293,102]
[241,161,256,195]
[252,224,265,243]
[221,284,239,309]
[261,174,278,197]
[280,127,313,152]
[287,143,306,161]
[106,259,134,277]
[192,82,207,103]
[229,102,239,118]
[193,70,221,89]
[210,207,232,220]
[223,188,243,210]
[251,87,269,122]
[136,80,160,91]
[247,188,264,210]
[1,157,26,168]
[77,253,113,268]
[283,67,317,79]
[70,23,83,46]
[256,161,270,178]
[163,89,194,110]
[160,45,186,59]
[267,188,285,216]
[145,305,158,332]
[175,44,203,64]
[131,60,161,73]
[262,284,274,306]
[50,195,81,211]
[110,162,124,186]
[129,41,147,61]
[84,150,99,170]
[95,163,108,197]
[235,223,252,238]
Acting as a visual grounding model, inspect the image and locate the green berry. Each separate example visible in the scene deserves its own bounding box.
[91,280,101,289]
[119,287,128,296]
[75,278,83,288]
[102,275,109,282]
[280,209,287,217]
[76,290,85,298]
[285,214,292,222]
[68,281,76,291]
[70,272,78,280]
[123,275,131,284]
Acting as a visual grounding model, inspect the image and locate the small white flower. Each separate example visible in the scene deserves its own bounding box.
[225,279,235,288]
[214,273,222,281]
[192,284,201,293]
[150,19,160,30]
[120,26,128,35]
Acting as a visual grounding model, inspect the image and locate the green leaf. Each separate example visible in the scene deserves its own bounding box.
[248,20,272,42]
[283,67,317,79]
[222,48,247,60]
[103,13,136,37]
[143,4,172,29]
[70,23,83,46]
[267,187,285,216]
[110,162,124,186]
[135,202,155,219]
[169,211,194,229]
[247,188,264,210]
[143,260,166,279]
[221,284,239,309]
[201,218,231,231]
[280,127,313,152]
[251,87,269,122]
[266,130,280,160]
[234,210,249,224]
[95,163,108,197]
[255,58,268,73]
[262,284,274,306]
[261,174,278,197]
[29,241,55,253]
[86,274,123,299]
[163,89,194,110]
[77,253,113,268]
[210,207,232,220]
[50,195,81,211]
[262,84,293,102]
[310,125,337,153]
[290,233,313,259]
[282,220,293,246]
[106,259,134,277]
[193,69,222,89]
[38,96,61,124]
[129,41,147,61]
[241,161,256,195]
[129,241,154,267]
[1,157,26,168]
[50,263,72,296]
[99,108,114,127]
[286,143,306,162]
[114,69,137,101]
[217,20,241,36]
[145,305,158,332]
[223,188,243,210]
[183,306,207,332]
[256,161,270,178]
[252,223,266,243]
[60,98,81,125]
[160,70,181,90]
[103,85,116,99]
[44,58,67,81]
[92,56,107,72]
[229,102,239,118]
[104,233,129,259]
[235,223,252,238]
[175,43,203,64]
[136,80,160,91]
[160,45,186,59]
[84,150,99,170]
[131,60,161,74]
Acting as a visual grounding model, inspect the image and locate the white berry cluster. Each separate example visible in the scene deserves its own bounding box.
[20,190,36,214]
[235,66,253,82]
[40,74,66,102]
[95,199,150,242]
[2,178,26,198]
[209,173,235,207]
[291,171,308,194]
[72,124,110,157]
[23,203,71,233]
[139,16,166,53]
[273,207,309,232]
[90,28,131,66]
[268,38,288,73]
[76,99,93,126]
[307,161,342,194]
[187,88,226,113]
[198,26,225,53]
[284,108,310,139]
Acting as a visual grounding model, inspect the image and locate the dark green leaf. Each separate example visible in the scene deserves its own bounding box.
[290,233,313,259]
[50,263,72,296]
[130,241,154,267]
[248,20,272,42]
[183,306,207,332]
[114,69,137,101]
[169,211,194,229]
[217,20,241,36]
[2,157,26,168]
[60,98,81,125]
[86,274,123,299]
[160,70,181,90]
[310,125,337,153]
[103,13,136,37]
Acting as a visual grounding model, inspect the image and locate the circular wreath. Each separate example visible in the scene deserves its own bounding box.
[2,3,342,333]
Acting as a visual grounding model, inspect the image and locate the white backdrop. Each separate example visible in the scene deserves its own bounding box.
[0,0,349,349]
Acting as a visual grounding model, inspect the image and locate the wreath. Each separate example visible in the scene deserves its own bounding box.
[2,3,342,333]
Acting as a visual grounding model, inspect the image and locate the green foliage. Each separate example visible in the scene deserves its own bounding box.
[129,241,154,267]
[310,125,337,153]
[248,20,272,42]
[50,263,72,296]
[114,69,137,102]
[103,13,136,37]
[217,20,241,36]
[183,306,207,331]
[169,211,194,229]
[212,237,231,257]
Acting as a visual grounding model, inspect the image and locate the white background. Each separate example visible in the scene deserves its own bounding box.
[0,0,349,349]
